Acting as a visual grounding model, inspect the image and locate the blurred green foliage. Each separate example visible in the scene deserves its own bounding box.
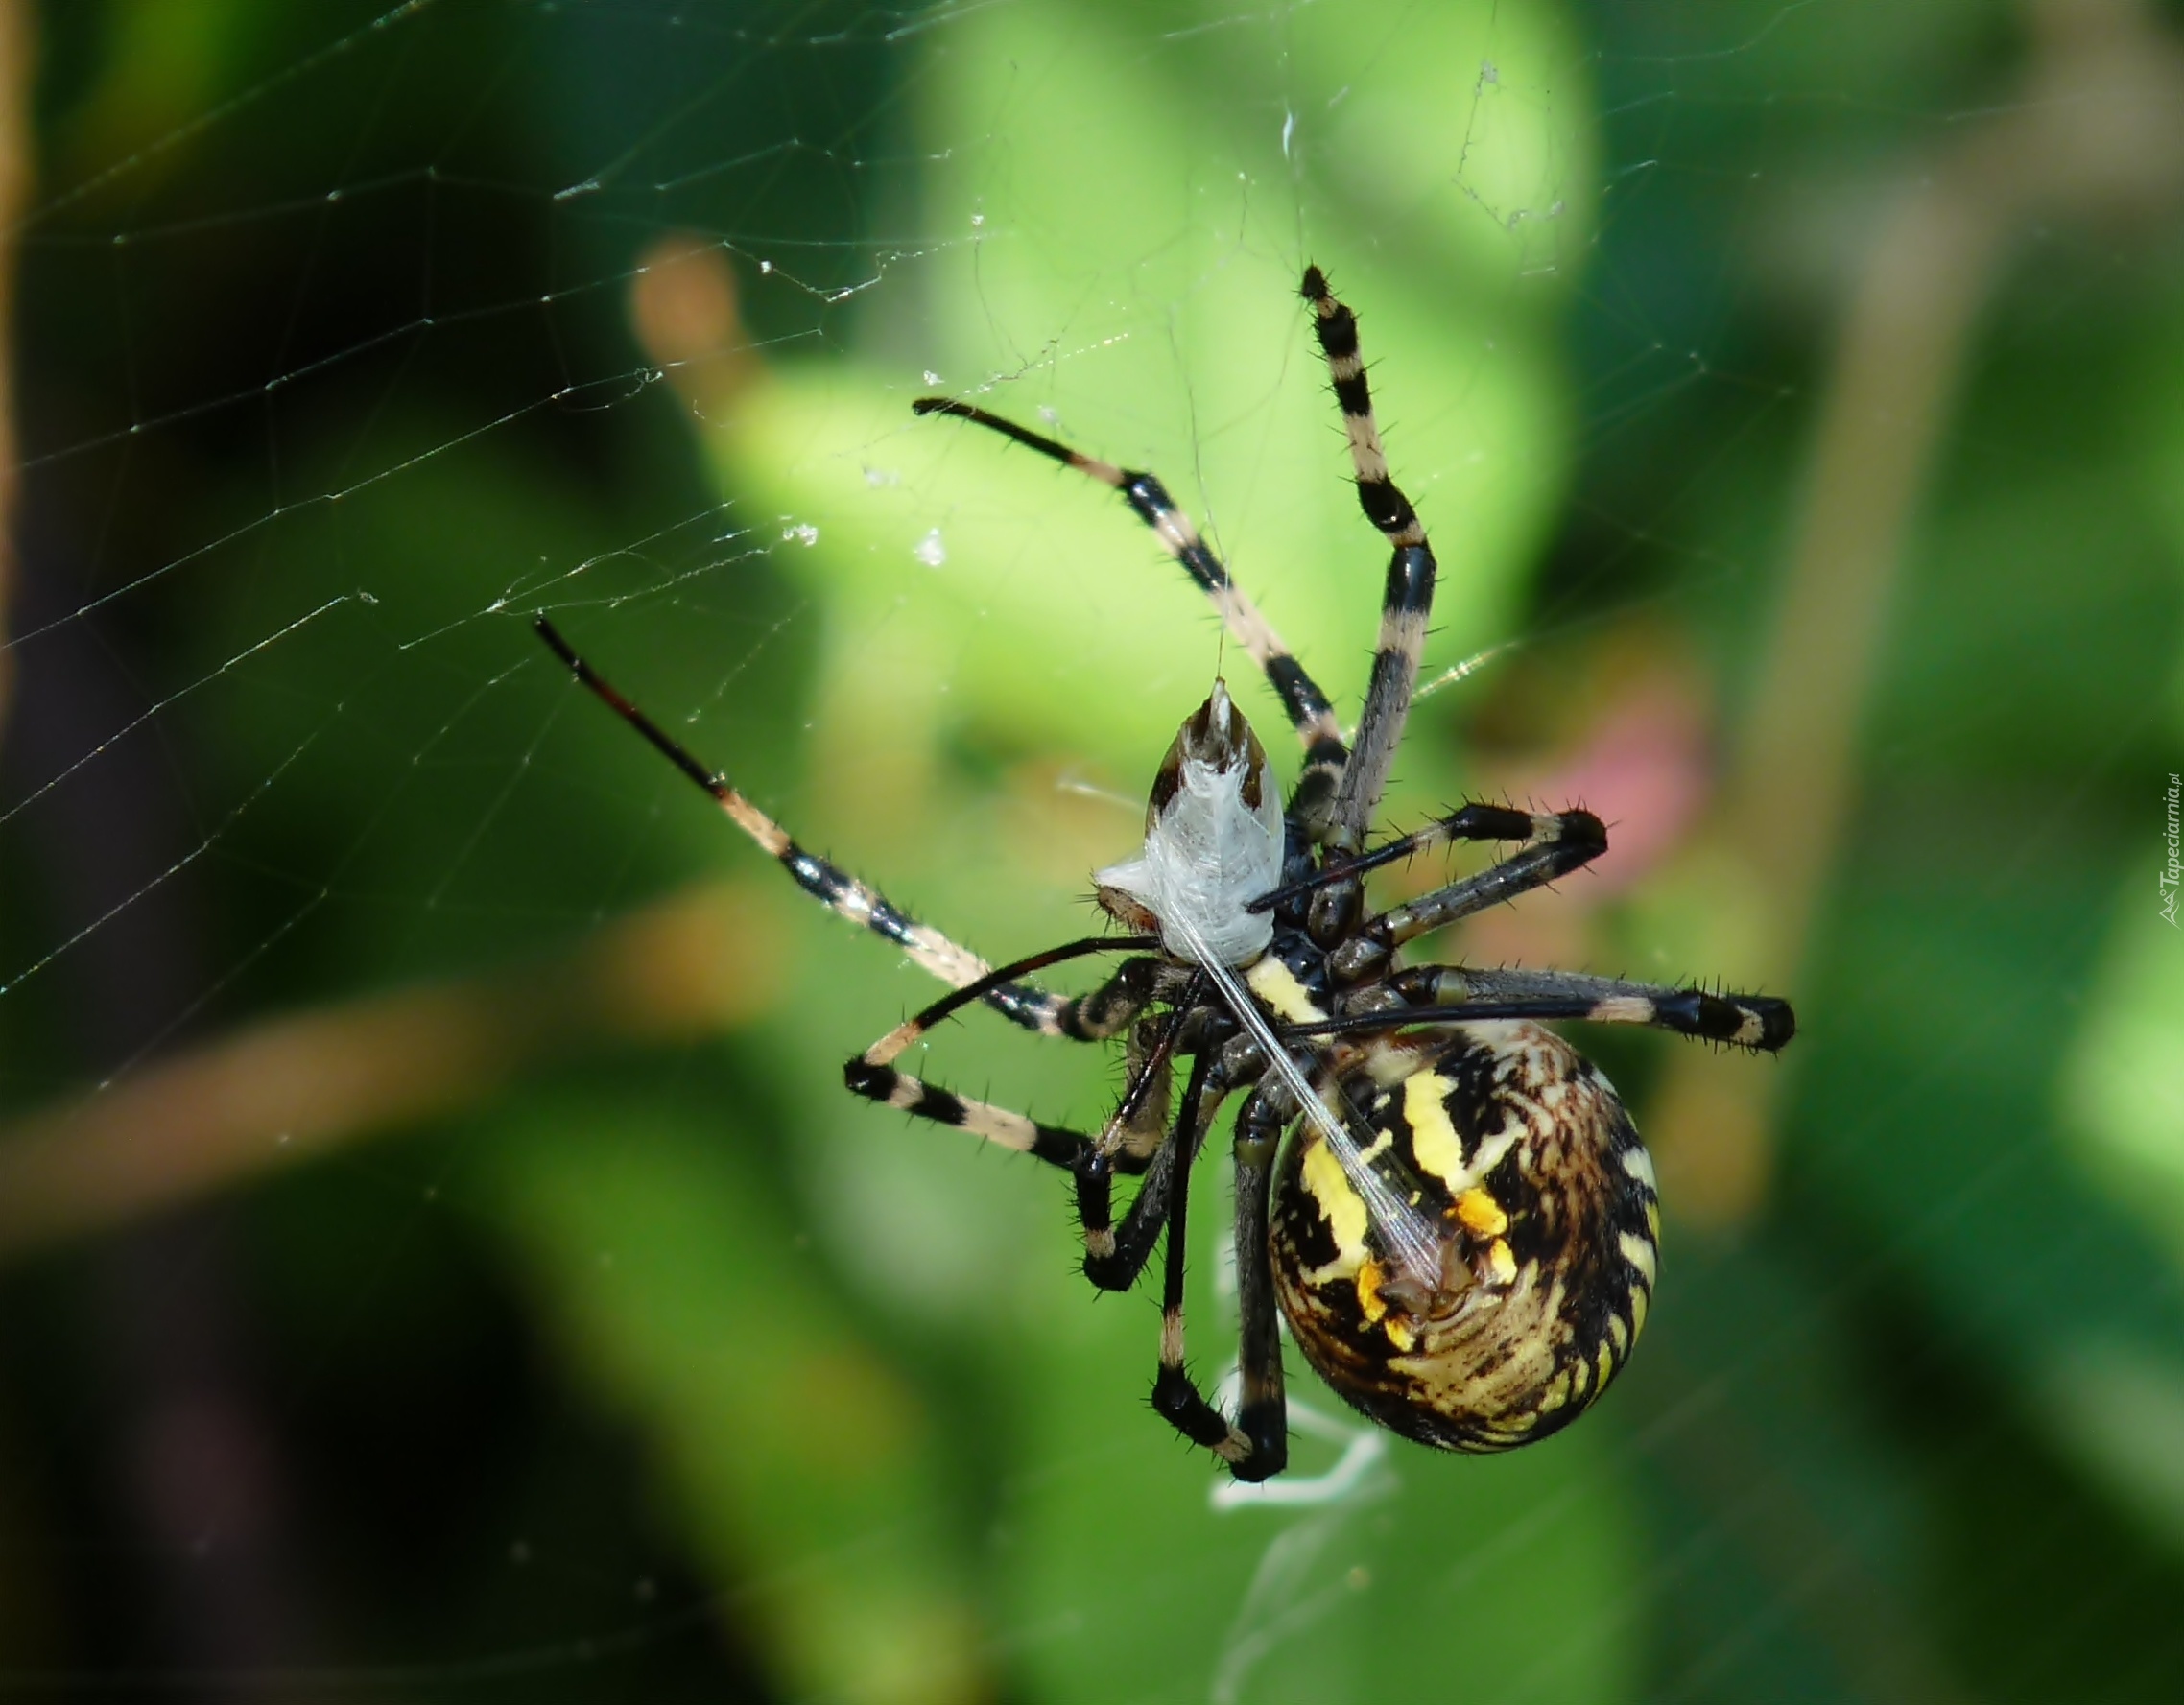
[3,2,2182,1702]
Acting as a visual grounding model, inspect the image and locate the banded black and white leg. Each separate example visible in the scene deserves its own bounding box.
[1261,803,1603,903]
[535,620,1226,1292]
[1300,805,1620,989]
[1060,991,1213,1289]
[536,616,1073,1034]
[1144,1052,1263,1472]
[1301,266,1439,856]
[1072,1008,1182,1271]
[1150,1071,1294,1480]
[1248,798,1607,956]
[909,396,1353,825]
[1227,1087,1294,1474]
[1291,966,1796,1054]
[844,946,1222,1291]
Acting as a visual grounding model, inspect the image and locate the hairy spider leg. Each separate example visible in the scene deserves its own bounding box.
[1107,1014,1181,1168]
[910,396,1352,825]
[1291,966,1795,1054]
[1145,1051,1270,1470]
[1302,266,1439,850]
[842,940,1150,1167]
[1292,806,1612,988]
[1397,969,1791,1052]
[1305,811,1616,991]
[1357,835,1615,960]
[845,946,1213,1290]
[539,613,1246,1298]
[537,615,1073,1034]
[1227,1088,1293,1473]
[1251,803,1606,912]
[1149,1075,1294,1480]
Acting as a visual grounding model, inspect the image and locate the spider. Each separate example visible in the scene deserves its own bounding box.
[535,265,1793,1481]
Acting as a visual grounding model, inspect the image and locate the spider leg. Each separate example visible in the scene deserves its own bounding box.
[837,1055,1152,1281]
[911,397,1351,813]
[1069,1006,1183,1280]
[1075,975,1221,1291]
[1294,967,1795,1053]
[844,939,1162,1137]
[1082,1098,1189,1292]
[1317,810,1612,984]
[1107,1015,1177,1169]
[841,1050,1101,1171]
[846,946,1200,1288]
[1145,1052,1270,1472]
[1302,266,1438,848]
[1229,1088,1294,1476]
[1252,802,1605,915]
[537,615,1078,1033]
[1374,839,1602,948]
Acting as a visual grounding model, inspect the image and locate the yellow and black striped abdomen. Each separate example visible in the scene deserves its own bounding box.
[1269,1022,1659,1453]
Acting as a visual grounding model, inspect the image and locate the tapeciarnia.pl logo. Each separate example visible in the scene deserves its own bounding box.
[2163,771,2180,928]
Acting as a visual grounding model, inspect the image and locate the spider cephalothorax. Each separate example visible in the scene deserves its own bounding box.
[1093,678,1284,965]
[537,265,1792,1481]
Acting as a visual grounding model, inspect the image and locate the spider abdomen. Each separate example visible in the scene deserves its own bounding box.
[1268,1022,1659,1453]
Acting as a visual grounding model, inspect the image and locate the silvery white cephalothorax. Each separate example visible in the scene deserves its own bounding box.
[1094,679,1285,966]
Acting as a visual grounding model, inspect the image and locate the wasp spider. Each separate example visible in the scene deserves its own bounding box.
[536,266,1794,1481]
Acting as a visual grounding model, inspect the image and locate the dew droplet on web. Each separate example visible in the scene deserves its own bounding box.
[914,528,946,568]
[781,522,819,547]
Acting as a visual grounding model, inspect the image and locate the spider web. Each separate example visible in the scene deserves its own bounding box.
[3,1,2183,1700]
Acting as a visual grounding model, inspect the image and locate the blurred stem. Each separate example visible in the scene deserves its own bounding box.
[0,879,787,1261]
[0,0,31,734]
[1653,0,2184,1227]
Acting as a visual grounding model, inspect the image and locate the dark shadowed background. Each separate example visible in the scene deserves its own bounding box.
[0,2,2180,1700]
